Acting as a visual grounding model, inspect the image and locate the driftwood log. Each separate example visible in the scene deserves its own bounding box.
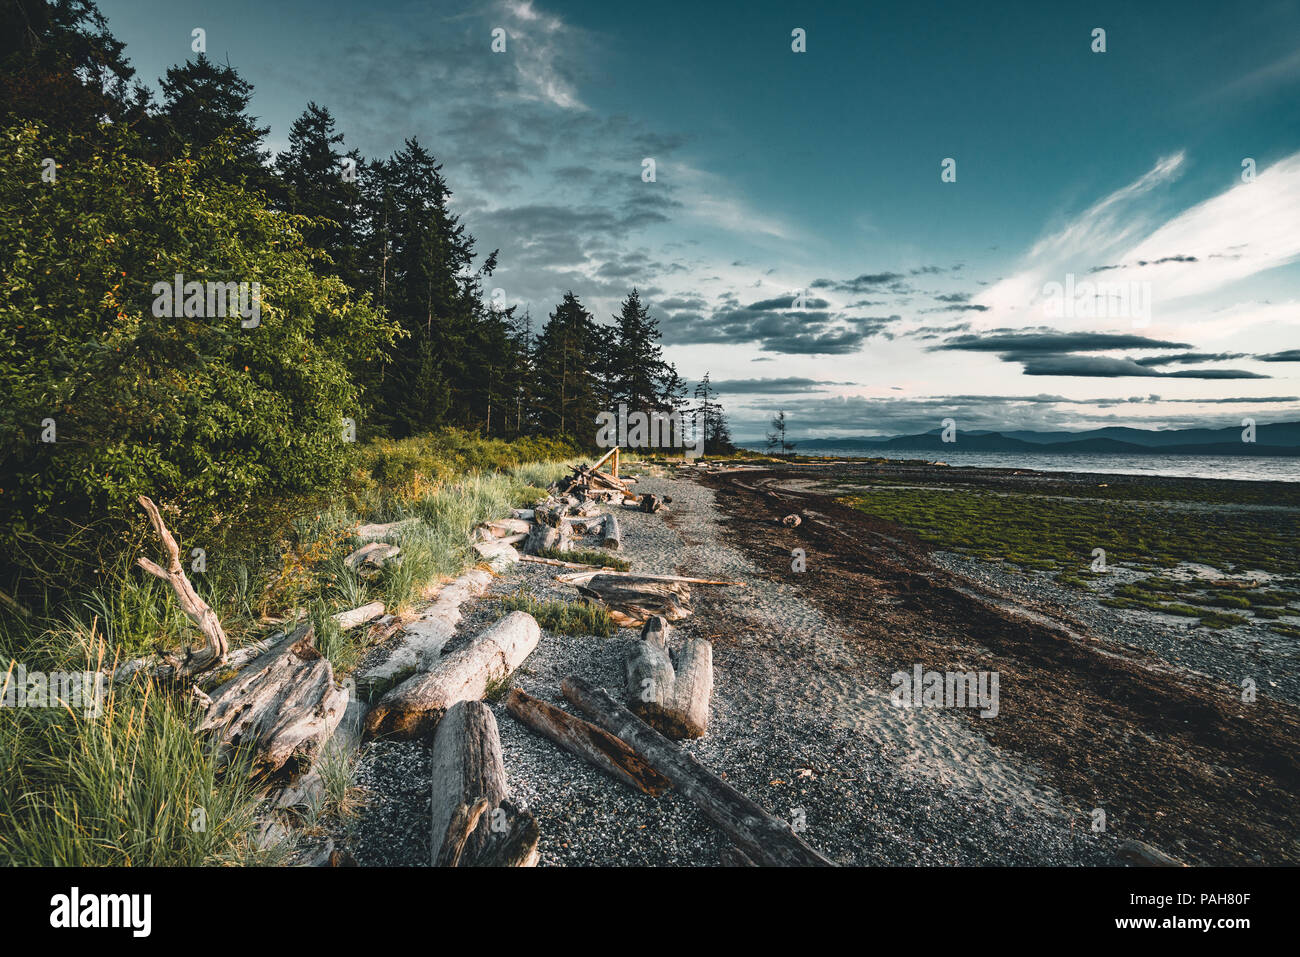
[600,512,622,550]
[624,616,712,738]
[430,700,540,867]
[562,677,833,867]
[134,495,228,677]
[506,688,672,796]
[577,574,692,627]
[332,601,385,631]
[525,523,567,555]
[365,611,540,738]
[196,622,349,776]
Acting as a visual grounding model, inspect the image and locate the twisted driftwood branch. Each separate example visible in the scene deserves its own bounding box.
[135,494,228,677]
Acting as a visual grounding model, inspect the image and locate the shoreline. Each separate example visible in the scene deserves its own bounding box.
[338,460,1298,866]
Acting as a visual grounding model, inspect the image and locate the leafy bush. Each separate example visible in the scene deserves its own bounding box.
[0,122,397,587]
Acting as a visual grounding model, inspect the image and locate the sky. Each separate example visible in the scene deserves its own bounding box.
[98,0,1300,439]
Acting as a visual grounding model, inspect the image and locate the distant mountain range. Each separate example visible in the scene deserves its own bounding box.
[769,421,1300,456]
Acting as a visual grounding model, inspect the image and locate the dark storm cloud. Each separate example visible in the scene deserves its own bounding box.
[1258,349,1300,362]
[1089,254,1200,273]
[657,299,903,354]
[931,331,1192,354]
[706,377,858,394]
[748,296,832,311]
[1018,356,1268,379]
[810,272,907,293]
[1133,352,1249,366]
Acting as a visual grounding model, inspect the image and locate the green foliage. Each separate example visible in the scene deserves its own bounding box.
[496,586,614,637]
[0,122,398,585]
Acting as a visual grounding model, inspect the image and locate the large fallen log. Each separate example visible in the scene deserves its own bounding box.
[134,495,228,678]
[624,616,712,739]
[353,568,493,696]
[577,574,691,628]
[430,700,539,867]
[365,611,540,738]
[562,677,833,867]
[506,688,671,796]
[197,623,350,776]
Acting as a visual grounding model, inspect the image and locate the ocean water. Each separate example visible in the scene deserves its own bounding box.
[784,448,1300,483]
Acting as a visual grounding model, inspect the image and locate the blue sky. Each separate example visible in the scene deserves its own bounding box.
[99,0,1300,438]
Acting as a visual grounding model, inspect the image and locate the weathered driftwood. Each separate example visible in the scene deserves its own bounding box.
[506,688,671,796]
[525,522,567,555]
[624,616,712,739]
[353,568,493,696]
[354,518,419,543]
[344,541,401,573]
[481,518,531,538]
[473,539,520,572]
[577,574,691,628]
[600,512,622,550]
[471,798,541,867]
[520,555,623,571]
[365,611,540,738]
[562,677,832,867]
[197,623,350,777]
[510,508,535,521]
[1117,839,1187,867]
[269,693,369,812]
[134,495,229,677]
[430,701,539,867]
[333,601,385,631]
[556,570,745,588]
[721,846,757,866]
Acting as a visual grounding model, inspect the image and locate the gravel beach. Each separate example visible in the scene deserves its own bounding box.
[347,470,1124,866]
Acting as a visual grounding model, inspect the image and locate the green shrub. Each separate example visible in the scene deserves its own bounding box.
[0,122,398,589]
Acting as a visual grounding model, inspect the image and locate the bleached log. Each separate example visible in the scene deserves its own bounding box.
[134,495,228,677]
[354,518,419,543]
[624,616,711,739]
[556,571,745,588]
[332,601,385,631]
[506,688,671,796]
[344,541,400,572]
[562,677,833,867]
[473,539,520,572]
[365,611,541,738]
[525,523,562,555]
[197,623,349,776]
[510,509,535,521]
[353,569,493,696]
[430,701,539,867]
[577,574,691,627]
[601,512,622,550]
[672,637,713,739]
[520,555,623,571]
[482,518,531,538]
